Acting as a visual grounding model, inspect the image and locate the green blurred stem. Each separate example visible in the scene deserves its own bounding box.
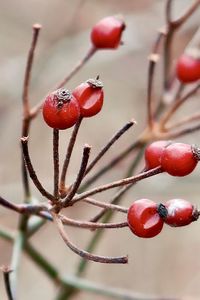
[10,215,29,298]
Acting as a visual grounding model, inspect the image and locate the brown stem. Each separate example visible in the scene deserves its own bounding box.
[81,138,143,191]
[59,215,128,229]
[173,0,200,29]
[62,144,91,207]
[147,29,166,129]
[30,47,97,118]
[52,212,128,264]
[84,119,136,176]
[60,117,82,196]
[73,166,163,202]
[1,266,14,300]
[168,122,200,139]
[147,53,160,129]
[23,24,41,117]
[0,196,21,214]
[89,184,133,223]
[75,197,128,213]
[160,83,200,128]
[56,46,97,89]
[167,111,200,131]
[21,137,55,201]
[21,24,41,200]
[53,129,60,200]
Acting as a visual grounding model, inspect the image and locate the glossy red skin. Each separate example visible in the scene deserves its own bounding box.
[145,140,170,169]
[161,143,197,177]
[164,199,195,227]
[176,54,200,83]
[127,199,164,238]
[43,93,80,130]
[72,83,104,117]
[91,16,125,49]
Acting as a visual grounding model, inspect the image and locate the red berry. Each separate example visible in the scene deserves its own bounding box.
[162,199,198,227]
[72,78,104,118]
[145,140,171,169]
[42,89,80,130]
[161,143,198,177]
[176,49,200,83]
[91,16,125,49]
[127,199,164,238]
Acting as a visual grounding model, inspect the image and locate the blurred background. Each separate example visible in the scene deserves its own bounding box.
[0,0,200,299]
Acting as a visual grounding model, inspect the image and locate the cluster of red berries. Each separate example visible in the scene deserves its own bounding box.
[43,15,125,129]
[127,198,199,238]
[42,77,104,129]
[145,140,200,177]
[176,49,200,83]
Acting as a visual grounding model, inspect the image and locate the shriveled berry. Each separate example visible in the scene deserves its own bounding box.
[162,199,198,227]
[145,140,171,169]
[127,199,164,238]
[72,78,104,118]
[176,49,200,83]
[91,16,125,49]
[161,143,198,177]
[42,89,80,130]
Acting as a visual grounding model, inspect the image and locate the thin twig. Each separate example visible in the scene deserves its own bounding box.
[73,166,163,202]
[73,197,128,213]
[60,117,83,197]
[84,119,136,176]
[21,137,55,201]
[167,111,200,130]
[56,47,97,89]
[147,53,160,129]
[0,196,21,213]
[168,122,200,139]
[89,146,146,223]
[80,138,143,191]
[173,0,200,29]
[22,24,42,118]
[31,47,97,118]
[59,215,128,229]
[160,83,200,128]
[1,266,14,300]
[53,129,60,200]
[147,29,166,129]
[62,144,91,207]
[52,213,128,264]
[22,24,41,200]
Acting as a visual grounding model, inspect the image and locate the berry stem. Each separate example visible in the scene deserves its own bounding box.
[22,24,41,201]
[84,119,136,177]
[60,117,83,197]
[160,83,200,129]
[74,197,128,213]
[62,144,91,207]
[172,0,200,29]
[147,29,165,129]
[21,137,55,201]
[53,129,60,200]
[80,138,143,191]
[72,166,163,203]
[52,212,128,264]
[56,46,97,89]
[23,24,41,117]
[59,215,128,229]
[167,111,200,131]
